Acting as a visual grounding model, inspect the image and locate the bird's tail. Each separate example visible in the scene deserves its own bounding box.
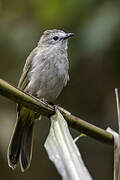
[7,107,35,172]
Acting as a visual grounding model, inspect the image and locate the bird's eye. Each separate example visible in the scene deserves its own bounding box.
[53,36,59,41]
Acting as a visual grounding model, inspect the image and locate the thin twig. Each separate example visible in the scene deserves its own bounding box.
[0,79,114,146]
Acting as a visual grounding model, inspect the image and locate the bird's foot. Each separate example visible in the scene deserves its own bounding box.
[41,98,49,105]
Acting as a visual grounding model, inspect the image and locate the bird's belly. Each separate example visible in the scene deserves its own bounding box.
[36,75,64,101]
[26,59,68,102]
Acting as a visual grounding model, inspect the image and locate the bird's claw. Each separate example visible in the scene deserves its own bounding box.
[41,98,49,105]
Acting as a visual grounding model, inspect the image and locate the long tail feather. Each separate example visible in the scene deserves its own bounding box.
[7,117,24,169]
[20,122,34,172]
[7,107,35,172]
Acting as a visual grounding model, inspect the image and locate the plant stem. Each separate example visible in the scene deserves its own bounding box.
[0,79,114,146]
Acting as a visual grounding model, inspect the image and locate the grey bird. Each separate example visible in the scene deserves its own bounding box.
[7,29,74,172]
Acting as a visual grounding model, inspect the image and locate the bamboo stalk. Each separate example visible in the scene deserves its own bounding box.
[0,79,114,146]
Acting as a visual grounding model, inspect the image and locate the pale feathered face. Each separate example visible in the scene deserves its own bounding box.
[38,29,74,50]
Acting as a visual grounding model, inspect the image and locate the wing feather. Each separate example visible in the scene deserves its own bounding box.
[18,47,38,90]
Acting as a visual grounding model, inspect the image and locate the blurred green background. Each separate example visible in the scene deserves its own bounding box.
[1,0,120,179]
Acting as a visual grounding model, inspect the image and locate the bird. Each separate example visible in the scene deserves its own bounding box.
[7,29,74,172]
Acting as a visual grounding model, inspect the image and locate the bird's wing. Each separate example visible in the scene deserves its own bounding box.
[17,47,38,118]
[18,47,38,90]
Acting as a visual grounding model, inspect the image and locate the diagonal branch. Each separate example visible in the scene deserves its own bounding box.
[0,79,114,146]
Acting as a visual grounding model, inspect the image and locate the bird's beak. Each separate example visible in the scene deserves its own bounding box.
[63,33,74,40]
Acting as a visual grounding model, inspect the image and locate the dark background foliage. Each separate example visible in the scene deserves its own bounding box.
[0,0,120,179]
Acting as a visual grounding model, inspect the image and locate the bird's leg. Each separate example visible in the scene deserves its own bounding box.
[41,98,49,105]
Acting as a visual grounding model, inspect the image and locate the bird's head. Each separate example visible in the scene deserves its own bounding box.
[38,29,74,50]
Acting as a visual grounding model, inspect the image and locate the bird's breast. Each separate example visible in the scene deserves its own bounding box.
[26,51,69,102]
